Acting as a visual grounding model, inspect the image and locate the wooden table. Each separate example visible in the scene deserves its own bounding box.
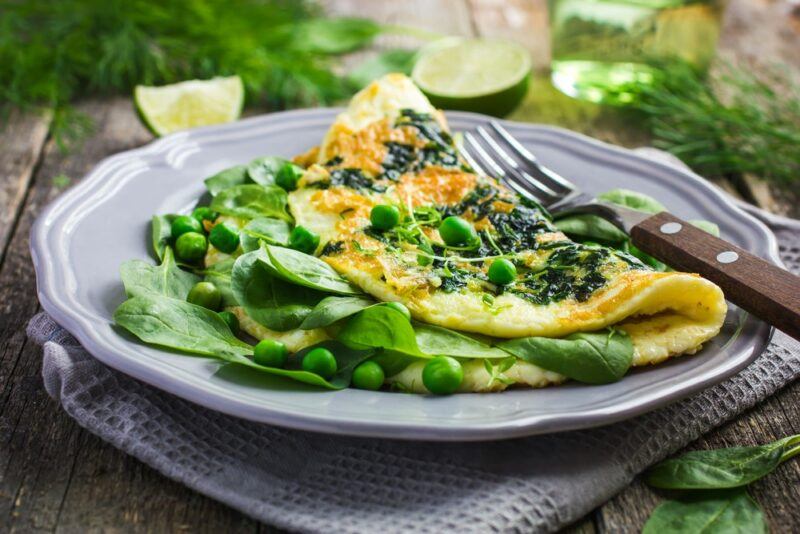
[2,0,799,531]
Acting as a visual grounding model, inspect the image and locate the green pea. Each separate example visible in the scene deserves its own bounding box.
[302,347,337,379]
[487,258,517,285]
[218,310,239,334]
[253,339,288,368]
[370,204,400,231]
[275,163,303,191]
[175,232,208,263]
[171,215,203,239]
[191,207,218,225]
[438,216,477,246]
[209,222,240,254]
[288,225,320,255]
[187,281,221,311]
[422,356,463,395]
[351,361,385,391]
[382,301,411,320]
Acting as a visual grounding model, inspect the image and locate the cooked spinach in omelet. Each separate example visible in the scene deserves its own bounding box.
[114,74,727,395]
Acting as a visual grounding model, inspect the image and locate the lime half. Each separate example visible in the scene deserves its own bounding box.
[412,39,531,117]
[134,76,244,136]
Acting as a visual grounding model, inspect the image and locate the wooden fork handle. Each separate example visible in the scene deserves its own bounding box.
[630,211,800,340]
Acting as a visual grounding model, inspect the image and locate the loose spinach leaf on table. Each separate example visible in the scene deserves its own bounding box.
[266,244,362,295]
[114,294,252,357]
[646,434,800,490]
[642,489,766,534]
[240,217,291,251]
[219,340,374,390]
[247,156,292,187]
[300,295,375,330]
[337,306,425,357]
[497,329,633,384]
[151,214,177,261]
[204,165,249,196]
[413,323,509,359]
[231,250,324,331]
[120,247,199,300]
[201,257,238,308]
[210,184,291,221]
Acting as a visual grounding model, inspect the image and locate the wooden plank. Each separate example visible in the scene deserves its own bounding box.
[0,98,261,533]
[0,110,50,264]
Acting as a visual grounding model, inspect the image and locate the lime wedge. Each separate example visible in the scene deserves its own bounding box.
[412,39,531,117]
[134,76,244,136]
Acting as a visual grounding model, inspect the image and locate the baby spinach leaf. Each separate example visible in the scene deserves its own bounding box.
[646,434,800,490]
[413,323,509,359]
[240,217,291,252]
[497,329,633,384]
[300,296,375,330]
[120,247,199,300]
[151,214,177,261]
[201,257,238,308]
[231,250,323,331]
[337,306,425,357]
[114,295,252,357]
[642,489,766,534]
[554,214,629,245]
[218,340,374,390]
[598,189,667,214]
[266,244,362,295]
[210,184,291,221]
[247,156,291,187]
[204,165,249,196]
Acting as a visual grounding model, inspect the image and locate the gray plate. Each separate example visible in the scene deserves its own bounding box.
[31,109,779,441]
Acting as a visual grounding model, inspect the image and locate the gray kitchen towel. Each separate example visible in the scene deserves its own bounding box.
[27,149,800,533]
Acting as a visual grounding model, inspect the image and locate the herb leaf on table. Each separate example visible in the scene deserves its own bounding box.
[642,489,767,534]
[646,434,800,490]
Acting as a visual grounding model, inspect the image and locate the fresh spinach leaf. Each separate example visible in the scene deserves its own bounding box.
[151,214,177,261]
[210,184,291,221]
[337,306,425,357]
[348,49,418,88]
[300,295,375,330]
[247,156,291,187]
[598,189,667,214]
[201,257,238,308]
[240,217,291,252]
[554,213,628,245]
[646,434,800,490]
[204,165,249,196]
[497,329,633,384]
[413,323,509,359]
[642,489,766,534]
[219,340,374,390]
[231,250,324,331]
[120,247,199,300]
[266,244,362,295]
[114,294,252,357]
[294,18,383,54]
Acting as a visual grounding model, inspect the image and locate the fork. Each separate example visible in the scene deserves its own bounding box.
[460,121,800,341]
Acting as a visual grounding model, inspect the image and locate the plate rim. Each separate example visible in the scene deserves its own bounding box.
[30,108,779,441]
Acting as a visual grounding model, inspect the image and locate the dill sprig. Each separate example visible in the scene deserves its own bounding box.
[0,0,388,146]
[627,62,800,186]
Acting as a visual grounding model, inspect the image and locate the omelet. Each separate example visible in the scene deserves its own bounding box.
[283,74,726,389]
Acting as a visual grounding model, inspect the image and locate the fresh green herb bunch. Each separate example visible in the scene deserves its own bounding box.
[0,0,384,146]
[626,62,800,186]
